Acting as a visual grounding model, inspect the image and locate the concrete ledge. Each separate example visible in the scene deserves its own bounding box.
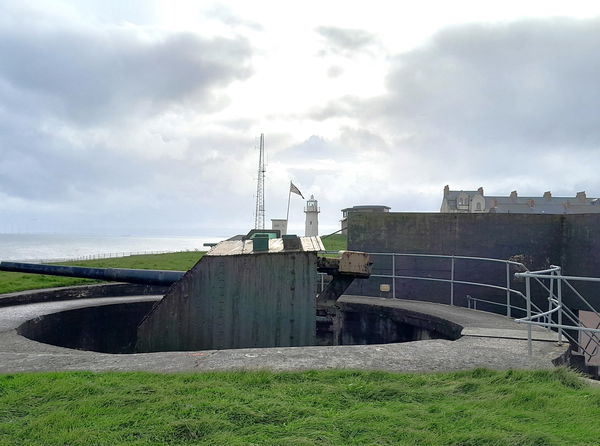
[0,283,168,308]
[461,327,560,341]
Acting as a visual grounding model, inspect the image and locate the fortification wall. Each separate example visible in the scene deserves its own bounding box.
[347,212,600,313]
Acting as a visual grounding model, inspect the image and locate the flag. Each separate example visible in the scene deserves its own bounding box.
[290,182,304,199]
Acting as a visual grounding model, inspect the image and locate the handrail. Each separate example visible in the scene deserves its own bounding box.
[366,252,542,317]
[367,252,527,267]
[513,266,600,361]
[467,295,529,314]
[515,266,561,276]
[519,272,600,283]
[516,304,561,322]
[336,250,600,364]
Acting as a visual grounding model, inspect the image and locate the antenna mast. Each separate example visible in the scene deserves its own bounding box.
[254,133,266,229]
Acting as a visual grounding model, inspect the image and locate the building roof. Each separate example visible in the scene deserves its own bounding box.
[486,195,600,214]
[442,186,600,214]
[341,205,391,212]
[207,236,324,256]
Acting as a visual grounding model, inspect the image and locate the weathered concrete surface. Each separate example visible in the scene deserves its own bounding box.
[0,295,567,374]
[0,283,167,308]
[137,252,317,352]
[338,295,559,342]
[346,212,600,313]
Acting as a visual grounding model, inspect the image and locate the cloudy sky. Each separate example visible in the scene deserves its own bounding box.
[1,1,600,237]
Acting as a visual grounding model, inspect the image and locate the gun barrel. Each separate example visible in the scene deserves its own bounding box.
[0,261,185,286]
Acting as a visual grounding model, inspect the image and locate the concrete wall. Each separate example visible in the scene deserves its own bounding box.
[136,251,317,352]
[336,299,462,345]
[18,301,155,354]
[562,214,600,300]
[347,212,600,312]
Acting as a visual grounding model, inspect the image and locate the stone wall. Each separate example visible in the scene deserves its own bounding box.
[347,212,600,313]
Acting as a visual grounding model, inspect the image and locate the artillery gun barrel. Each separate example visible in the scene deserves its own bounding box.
[0,261,185,286]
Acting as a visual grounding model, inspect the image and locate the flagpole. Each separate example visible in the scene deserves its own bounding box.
[286,182,292,222]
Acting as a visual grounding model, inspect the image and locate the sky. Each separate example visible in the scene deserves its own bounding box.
[1,1,600,237]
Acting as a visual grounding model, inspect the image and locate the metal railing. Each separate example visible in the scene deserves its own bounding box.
[318,251,540,314]
[318,251,600,362]
[515,266,600,360]
[367,252,546,318]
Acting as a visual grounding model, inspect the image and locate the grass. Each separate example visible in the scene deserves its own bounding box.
[0,235,347,295]
[0,368,598,445]
[321,234,347,251]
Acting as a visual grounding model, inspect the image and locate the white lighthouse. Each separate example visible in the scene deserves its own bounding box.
[304,195,320,236]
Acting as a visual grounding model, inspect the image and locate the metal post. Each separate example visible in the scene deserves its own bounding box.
[392,254,396,299]
[548,271,554,327]
[526,276,532,356]
[506,262,511,318]
[450,255,455,306]
[557,275,563,345]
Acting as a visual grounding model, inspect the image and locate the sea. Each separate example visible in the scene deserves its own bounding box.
[0,233,223,262]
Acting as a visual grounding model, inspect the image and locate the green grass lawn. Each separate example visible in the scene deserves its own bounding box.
[321,234,347,251]
[0,235,347,295]
[0,368,598,445]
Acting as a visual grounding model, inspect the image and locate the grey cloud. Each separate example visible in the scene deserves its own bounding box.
[0,112,148,202]
[306,95,363,120]
[274,135,356,164]
[206,4,263,31]
[302,18,600,207]
[0,105,254,204]
[312,18,600,154]
[378,18,600,149]
[0,14,257,234]
[327,65,344,78]
[0,110,259,234]
[338,127,388,151]
[316,26,379,56]
[0,27,252,125]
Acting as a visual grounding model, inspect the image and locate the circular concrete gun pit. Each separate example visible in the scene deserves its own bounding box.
[0,288,566,373]
[17,297,456,354]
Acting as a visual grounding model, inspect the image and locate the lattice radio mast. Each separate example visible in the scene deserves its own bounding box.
[254,133,266,229]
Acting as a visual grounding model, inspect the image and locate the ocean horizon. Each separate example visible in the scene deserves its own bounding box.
[0,233,224,262]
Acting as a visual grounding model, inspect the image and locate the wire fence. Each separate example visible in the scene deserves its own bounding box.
[15,248,205,264]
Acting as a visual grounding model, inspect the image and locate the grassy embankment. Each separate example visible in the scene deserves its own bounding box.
[0,235,348,294]
[0,368,599,445]
[320,233,347,252]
